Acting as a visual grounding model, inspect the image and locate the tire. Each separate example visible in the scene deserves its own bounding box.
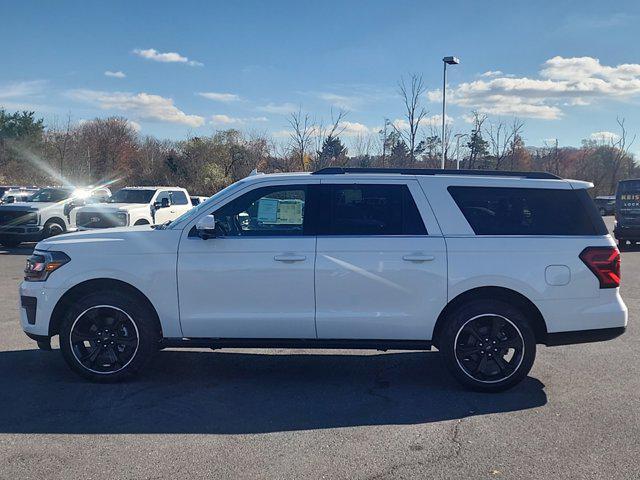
[59,290,160,382]
[43,219,66,238]
[0,239,21,248]
[134,219,150,226]
[440,299,536,392]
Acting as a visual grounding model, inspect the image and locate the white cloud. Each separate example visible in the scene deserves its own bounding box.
[337,121,373,136]
[590,131,621,143]
[257,102,298,115]
[104,70,126,78]
[317,93,361,111]
[132,48,203,67]
[0,80,46,100]
[481,70,503,78]
[210,114,268,126]
[127,120,141,132]
[68,89,204,127]
[198,92,241,102]
[428,56,640,120]
[392,114,453,130]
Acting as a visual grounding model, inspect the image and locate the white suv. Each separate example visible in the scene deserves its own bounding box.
[18,168,627,391]
[72,187,192,229]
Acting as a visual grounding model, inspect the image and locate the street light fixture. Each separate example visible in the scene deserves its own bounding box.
[441,56,460,169]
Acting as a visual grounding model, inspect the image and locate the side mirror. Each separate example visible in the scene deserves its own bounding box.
[154,198,171,209]
[195,214,216,239]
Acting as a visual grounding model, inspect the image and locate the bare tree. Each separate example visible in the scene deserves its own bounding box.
[486,118,524,170]
[288,109,313,171]
[395,74,428,163]
[608,117,636,192]
[48,114,73,178]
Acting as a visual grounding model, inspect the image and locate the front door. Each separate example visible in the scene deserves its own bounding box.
[314,181,447,340]
[177,181,318,338]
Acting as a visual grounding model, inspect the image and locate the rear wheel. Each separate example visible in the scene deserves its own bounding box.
[440,299,536,392]
[59,290,159,382]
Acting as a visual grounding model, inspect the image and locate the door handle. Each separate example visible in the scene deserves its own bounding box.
[274,254,307,262]
[402,254,435,262]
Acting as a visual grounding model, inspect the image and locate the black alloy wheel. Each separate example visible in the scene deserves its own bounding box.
[69,305,140,375]
[454,314,525,384]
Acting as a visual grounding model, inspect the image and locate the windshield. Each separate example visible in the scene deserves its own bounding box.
[165,180,248,229]
[108,189,156,204]
[28,188,73,203]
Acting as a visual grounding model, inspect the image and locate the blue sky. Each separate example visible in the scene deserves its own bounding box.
[2,0,640,151]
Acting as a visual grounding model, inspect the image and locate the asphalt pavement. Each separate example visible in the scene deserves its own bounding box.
[0,217,638,479]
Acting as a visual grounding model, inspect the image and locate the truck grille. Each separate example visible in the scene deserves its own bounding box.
[0,210,37,227]
[76,211,127,229]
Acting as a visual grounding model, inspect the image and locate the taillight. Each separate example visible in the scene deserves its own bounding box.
[580,246,621,289]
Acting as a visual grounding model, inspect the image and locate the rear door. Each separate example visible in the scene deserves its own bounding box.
[314,179,447,340]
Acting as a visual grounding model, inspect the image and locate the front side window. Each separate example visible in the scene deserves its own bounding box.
[214,185,307,236]
[319,184,427,236]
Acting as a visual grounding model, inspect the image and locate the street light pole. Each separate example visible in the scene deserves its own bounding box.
[441,56,460,169]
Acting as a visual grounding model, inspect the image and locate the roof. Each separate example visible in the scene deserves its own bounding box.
[312,167,560,180]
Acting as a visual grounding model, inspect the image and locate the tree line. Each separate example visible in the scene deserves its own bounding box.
[0,75,637,196]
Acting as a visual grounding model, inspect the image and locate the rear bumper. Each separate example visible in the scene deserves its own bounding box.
[545,326,626,346]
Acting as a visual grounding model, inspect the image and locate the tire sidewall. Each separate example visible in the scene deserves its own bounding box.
[44,219,66,238]
[59,290,159,382]
[440,299,536,392]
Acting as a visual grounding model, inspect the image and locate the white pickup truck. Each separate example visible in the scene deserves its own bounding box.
[72,186,192,229]
[0,187,110,247]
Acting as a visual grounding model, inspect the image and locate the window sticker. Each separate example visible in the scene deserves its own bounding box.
[257,198,279,223]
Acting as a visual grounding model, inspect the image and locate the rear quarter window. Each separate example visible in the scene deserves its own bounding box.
[448,186,607,236]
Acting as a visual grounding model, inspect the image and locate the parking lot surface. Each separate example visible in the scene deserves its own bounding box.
[0,218,638,479]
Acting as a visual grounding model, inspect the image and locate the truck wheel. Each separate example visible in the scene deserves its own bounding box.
[439,299,536,392]
[59,290,160,382]
[43,219,66,238]
[134,219,150,226]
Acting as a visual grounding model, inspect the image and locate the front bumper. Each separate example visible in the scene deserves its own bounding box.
[614,224,640,240]
[0,225,45,243]
[19,281,65,338]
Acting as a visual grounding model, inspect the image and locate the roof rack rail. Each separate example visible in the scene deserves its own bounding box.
[312,167,560,180]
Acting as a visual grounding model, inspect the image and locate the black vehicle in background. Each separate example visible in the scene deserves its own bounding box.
[594,196,615,216]
[614,179,640,250]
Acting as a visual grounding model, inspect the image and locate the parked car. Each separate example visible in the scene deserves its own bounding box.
[1,187,39,204]
[190,195,209,206]
[614,179,640,250]
[0,185,21,198]
[0,187,108,247]
[19,168,626,392]
[595,195,615,216]
[72,186,192,229]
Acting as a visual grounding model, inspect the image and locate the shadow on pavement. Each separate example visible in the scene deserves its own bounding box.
[0,244,35,255]
[0,348,546,434]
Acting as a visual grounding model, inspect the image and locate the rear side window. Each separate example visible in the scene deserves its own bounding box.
[448,186,607,236]
[319,184,427,235]
[170,190,189,205]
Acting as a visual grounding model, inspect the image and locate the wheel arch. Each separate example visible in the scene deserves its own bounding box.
[44,216,68,230]
[133,218,150,226]
[432,286,547,348]
[49,278,163,338]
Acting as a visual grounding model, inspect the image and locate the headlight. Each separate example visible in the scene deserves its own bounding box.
[116,211,128,226]
[24,251,71,282]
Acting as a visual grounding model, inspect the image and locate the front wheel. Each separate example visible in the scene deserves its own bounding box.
[440,299,536,392]
[59,290,159,382]
[43,219,66,238]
